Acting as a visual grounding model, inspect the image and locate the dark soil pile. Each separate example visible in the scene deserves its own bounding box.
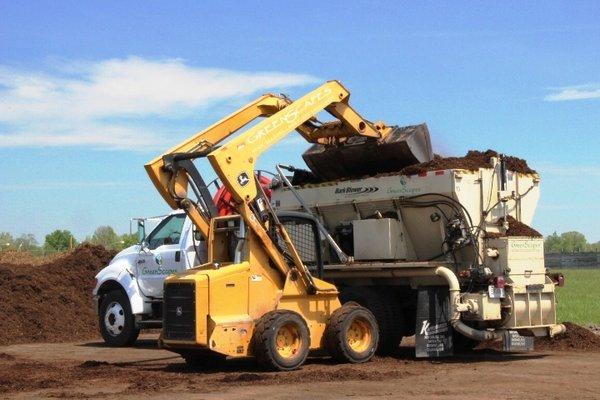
[0,244,116,345]
[401,149,536,175]
[486,215,543,238]
[502,215,543,237]
[536,322,600,352]
[0,251,63,267]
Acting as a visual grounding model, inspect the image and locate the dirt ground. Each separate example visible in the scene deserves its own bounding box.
[2,335,600,400]
[2,247,599,399]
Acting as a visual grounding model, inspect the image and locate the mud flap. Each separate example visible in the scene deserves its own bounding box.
[502,331,534,352]
[415,286,453,358]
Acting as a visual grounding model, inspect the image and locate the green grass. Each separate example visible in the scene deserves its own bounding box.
[554,269,600,325]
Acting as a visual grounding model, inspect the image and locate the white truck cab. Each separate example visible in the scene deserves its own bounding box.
[93,211,205,346]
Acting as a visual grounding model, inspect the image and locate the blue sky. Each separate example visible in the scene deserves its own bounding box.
[0,1,599,243]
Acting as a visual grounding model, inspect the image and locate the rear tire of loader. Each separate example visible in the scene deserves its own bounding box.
[99,290,139,347]
[325,304,379,364]
[252,310,310,371]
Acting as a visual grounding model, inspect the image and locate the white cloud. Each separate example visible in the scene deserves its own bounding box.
[0,57,318,149]
[544,83,600,101]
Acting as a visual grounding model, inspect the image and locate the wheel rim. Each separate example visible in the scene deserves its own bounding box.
[346,317,372,353]
[275,323,302,359]
[104,301,125,337]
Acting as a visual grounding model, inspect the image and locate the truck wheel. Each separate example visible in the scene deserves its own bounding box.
[339,287,402,354]
[452,330,480,353]
[325,303,379,363]
[99,290,139,346]
[252,310,310,371]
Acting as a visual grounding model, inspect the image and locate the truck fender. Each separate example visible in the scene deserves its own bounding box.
[94,260,150,315]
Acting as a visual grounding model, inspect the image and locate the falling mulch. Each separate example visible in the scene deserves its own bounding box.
[0,244,116,346]
[536,322,600,352]
[400,149,536,176]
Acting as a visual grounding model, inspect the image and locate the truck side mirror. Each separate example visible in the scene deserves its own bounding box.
[137,220,146,244]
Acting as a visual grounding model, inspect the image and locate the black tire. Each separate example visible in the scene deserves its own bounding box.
[402,305,417,337]
[339,287,403,354]
[325,304,379,363]
[452,330,480,353]
[98,290,139,346]
[252,310,310,371]
[181,351,226,370]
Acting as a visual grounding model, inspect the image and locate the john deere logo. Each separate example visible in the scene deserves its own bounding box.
[175,306,183,317]
[237,172,250,186]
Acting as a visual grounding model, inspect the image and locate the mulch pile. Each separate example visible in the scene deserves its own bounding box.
[536,322,600,352]
[486,215,543,238]
[501,215,542,237]
[0,244,116,345]
[401,149,536,175]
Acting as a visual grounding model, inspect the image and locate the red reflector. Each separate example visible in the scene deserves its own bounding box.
[551,273,565,287]
[435,170,444,175]
[494,276,506,289]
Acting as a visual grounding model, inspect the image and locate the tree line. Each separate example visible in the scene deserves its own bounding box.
[544,231,600,253]
[0,226,138,253]
[1,227,598,254]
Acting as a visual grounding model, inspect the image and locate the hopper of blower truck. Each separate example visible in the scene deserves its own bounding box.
[302,123,434,182]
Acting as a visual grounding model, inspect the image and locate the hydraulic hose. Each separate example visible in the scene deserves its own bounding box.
[433,266,500,341]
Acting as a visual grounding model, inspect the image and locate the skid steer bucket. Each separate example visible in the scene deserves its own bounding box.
[302,123,434,182]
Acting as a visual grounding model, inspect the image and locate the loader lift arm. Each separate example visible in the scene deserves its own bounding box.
[145,80,392,294]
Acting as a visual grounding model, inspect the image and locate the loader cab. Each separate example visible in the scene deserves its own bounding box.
[205,210,324,278]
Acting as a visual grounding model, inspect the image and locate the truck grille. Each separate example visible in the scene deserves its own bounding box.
[163,282,196,341]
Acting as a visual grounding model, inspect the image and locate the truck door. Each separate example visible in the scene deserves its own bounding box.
[135,213,187,299]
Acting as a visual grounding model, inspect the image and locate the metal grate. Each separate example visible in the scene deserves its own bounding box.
[280,220,318,267]
[163,282,196,341]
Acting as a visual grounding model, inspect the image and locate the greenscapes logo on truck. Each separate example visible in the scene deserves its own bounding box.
[387,176,422,195]
[509,241,543,251]
[141,267,179,276]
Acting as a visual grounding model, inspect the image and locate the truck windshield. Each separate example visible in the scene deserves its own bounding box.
[146,214,186,250]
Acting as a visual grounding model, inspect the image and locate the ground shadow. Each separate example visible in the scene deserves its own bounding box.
[79,338,160,349]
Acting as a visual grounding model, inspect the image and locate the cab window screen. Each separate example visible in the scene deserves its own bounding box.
[280,220,317,266]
